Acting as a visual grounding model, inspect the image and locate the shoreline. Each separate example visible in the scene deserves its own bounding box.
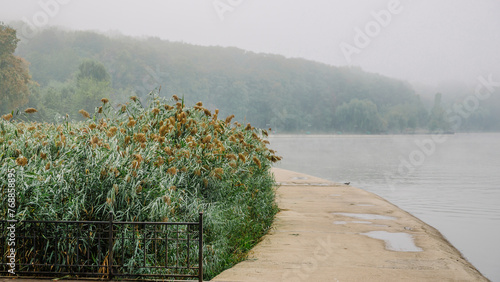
[212,168,488,281]
[266,132,500,138]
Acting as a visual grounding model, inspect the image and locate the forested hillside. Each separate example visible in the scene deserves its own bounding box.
[6,24,498,133]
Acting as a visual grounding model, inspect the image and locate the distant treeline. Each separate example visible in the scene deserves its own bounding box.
[8,24,500,133]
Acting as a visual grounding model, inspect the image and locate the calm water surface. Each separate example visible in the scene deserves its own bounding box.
[269,133,500,281]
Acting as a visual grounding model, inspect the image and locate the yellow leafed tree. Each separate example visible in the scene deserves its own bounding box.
[0,22,32,114]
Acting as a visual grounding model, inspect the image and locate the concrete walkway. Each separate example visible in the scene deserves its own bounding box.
[212,168,488,282]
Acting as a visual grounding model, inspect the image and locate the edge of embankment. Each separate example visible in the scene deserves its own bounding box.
[212,167,489,282]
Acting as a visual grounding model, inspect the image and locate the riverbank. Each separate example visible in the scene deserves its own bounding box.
[212,168,488,282]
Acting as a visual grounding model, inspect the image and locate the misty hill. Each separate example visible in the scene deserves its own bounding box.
[14,27,431,133]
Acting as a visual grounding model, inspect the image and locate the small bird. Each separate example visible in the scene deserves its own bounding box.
[344,182,350,185]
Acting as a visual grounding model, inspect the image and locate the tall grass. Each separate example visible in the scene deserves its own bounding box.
[0,90,281,279]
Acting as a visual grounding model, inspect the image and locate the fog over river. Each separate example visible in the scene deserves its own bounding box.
[269,133,500,281]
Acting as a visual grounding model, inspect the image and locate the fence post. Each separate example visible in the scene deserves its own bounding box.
[108,212,114,280]
[198,212,203,282]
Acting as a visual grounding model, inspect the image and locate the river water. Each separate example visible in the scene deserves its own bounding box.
[269,133,500,281]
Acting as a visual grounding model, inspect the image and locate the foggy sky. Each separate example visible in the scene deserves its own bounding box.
[1,0,499,88]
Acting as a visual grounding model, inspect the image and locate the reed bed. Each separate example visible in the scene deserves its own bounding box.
[0,90,281,279]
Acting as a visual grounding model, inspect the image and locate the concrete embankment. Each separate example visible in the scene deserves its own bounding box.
[212,168,488,282]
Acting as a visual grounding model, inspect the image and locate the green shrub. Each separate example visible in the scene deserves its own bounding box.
[0,90,281,279]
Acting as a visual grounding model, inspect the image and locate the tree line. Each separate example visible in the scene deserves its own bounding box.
[2,22,499,133]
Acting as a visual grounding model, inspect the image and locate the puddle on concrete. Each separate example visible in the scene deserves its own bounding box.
[361,231,423,252]
[330,194,342,197]
[291,177,308,180]
[333,221,347,225]
[333,213,396,220]
[333,220,378,225]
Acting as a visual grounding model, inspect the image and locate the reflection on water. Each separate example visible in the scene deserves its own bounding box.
[270,133,500,281]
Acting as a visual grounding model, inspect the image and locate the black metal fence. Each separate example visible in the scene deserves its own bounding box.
[0,212,203,281]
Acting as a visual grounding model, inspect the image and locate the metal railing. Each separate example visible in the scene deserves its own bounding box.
[1,212,203,281]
